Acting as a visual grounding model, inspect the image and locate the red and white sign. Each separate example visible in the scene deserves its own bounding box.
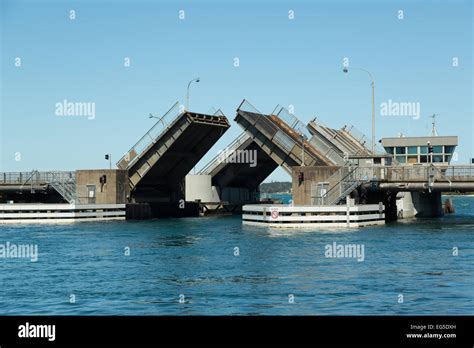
[270,209,279,220]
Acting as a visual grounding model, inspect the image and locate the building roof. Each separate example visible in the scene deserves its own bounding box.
[381,136,458,147]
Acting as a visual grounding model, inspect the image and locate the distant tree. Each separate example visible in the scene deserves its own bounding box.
[259,181,292,193]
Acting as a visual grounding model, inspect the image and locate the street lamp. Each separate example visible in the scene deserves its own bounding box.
[148,113,168,129]
[343,66,375,154]
[186,77,200,111]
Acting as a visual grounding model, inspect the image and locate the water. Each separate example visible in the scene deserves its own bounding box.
[266,193,292,204]
[0,196,473,315]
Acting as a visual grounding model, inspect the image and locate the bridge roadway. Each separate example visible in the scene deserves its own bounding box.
[197,132,278,203]
[117,103,230,203]
[234,100,334,175]
[196,100,338,206]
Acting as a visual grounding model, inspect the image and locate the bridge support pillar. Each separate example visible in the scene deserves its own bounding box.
[396,191,443,219]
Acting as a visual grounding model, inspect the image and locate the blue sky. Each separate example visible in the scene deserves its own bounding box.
[1,0,472,181]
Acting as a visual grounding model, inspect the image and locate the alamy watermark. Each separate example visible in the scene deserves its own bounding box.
[55,99,96,120]
[18,322,55,341]
[380,99,420,120]
[325,242,365,262]
[0,241,38,262]
[217,149,257,168]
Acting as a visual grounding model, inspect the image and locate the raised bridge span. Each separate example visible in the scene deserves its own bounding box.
[195,100,341,206]
[234,100,334,172]
[116,102,230,203]
[197,132,278,203]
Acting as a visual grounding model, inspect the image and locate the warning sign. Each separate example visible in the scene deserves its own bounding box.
[270,209,279,219]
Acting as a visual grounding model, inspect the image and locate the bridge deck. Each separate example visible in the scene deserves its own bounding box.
[117,104,230,202]
[199,132,278,190]
[307,120,372,157]
[234,100,333,174]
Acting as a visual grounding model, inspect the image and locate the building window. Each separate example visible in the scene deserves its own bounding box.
[420,155,428,163]
[396,156,406,163]
[396,147,406,155]
[407,146,417,155]
[444,146,456,154]
[385,147,394,154]
[444,155,452,163]
[432,155,443,163]
[407,156,418,164]
[420,146,428,154]
[433,146,443,153]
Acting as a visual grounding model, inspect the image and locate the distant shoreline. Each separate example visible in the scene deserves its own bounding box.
[261,192,474,196]
[443,193,474,196]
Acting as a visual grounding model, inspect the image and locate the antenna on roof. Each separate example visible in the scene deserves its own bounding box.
[429,114,439,136]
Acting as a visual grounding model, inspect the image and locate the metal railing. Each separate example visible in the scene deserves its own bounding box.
[49,171,77,203]
[311,164,474,206]
[198,132,251,175]
[0,170,77,203]
[208,108,226,117]
[237,100,298,171]
[443,165,474,178]
[342,124,369,148]
[307,119,351,166]
[309,118,367,158]
[385,165,474,181]
[323,165,362,205]
[272,104,310,138]
[1,171,42,184]
[116,102,182,170]
[0,171,74,184]
[308,136,346,165]
[342,124,388,156]
[328,165,441,183]
[237,100,322,169]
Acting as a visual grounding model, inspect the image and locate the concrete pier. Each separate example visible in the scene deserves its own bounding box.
[290,165,474,221]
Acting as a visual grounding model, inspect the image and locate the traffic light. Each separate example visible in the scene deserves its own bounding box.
[298,172,304,185]
[105,154,110,160]
[99,175,107,184]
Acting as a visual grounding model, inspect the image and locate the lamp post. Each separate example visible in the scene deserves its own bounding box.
[343,66,375,154]
[149,113,168,129]
[186,77,200,111]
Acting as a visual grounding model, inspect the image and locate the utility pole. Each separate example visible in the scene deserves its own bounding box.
[343,66,375,154]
